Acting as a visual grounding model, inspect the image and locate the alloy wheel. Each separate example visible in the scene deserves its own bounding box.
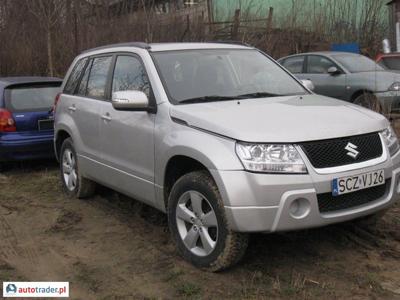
[62,149,77,191]
[175,190,218,257]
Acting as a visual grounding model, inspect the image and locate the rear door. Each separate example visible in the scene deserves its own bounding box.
[4,83,61,133]
[61,55,113,166]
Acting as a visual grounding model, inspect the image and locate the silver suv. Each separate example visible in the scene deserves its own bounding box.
[54,42,400,271]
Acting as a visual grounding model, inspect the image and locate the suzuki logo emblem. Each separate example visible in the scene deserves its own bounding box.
[345,142,359,159]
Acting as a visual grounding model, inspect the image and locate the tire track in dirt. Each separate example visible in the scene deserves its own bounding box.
[0,212,45,276]
[0,214,20,263]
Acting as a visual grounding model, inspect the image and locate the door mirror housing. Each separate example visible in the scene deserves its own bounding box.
[112,90,149,110]
[327,66,341,75]
[300,79,315,91]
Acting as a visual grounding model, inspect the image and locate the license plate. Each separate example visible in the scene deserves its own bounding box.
[332,170,385,196]
[38,119,54,131]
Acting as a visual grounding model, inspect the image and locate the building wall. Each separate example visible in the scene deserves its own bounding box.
[212,0,389,29]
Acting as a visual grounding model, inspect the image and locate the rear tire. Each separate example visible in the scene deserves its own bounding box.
[353,93,383,114]
[168,171,248,272]
[60,138,96,198]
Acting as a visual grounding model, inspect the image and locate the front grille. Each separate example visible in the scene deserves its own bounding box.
[317,179,390,213]
[300,133,382,169]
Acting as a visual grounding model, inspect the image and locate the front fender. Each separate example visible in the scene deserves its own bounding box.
[155,122,243,187]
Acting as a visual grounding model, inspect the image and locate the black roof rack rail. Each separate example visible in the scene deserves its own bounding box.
[206,40,252,47]
[82,42,151,53]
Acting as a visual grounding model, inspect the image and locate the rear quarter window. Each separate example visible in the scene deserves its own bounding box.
[5,83,61,112]
[64,58,88,94]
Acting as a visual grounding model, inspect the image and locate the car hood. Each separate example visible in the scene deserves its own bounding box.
[169,94,388,143]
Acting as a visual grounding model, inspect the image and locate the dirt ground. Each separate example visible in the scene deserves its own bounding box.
[0,160,400,300]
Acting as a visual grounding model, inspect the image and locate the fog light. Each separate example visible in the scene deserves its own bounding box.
[289,198,311,219]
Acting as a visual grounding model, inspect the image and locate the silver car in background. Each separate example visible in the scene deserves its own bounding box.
[54,43,400,271]
[279,52,400,114]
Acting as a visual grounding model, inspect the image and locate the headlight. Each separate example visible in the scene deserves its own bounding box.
[235,143,307,173]
[381,126,400,156]
[389,82,400,91]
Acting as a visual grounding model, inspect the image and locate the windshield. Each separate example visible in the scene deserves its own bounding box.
[6,84,61,112]
[380,57,400,70]
[333,54,385,73]
[152,49,308,104]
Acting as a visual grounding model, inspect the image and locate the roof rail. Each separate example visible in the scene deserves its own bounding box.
[207,40,252,47]
[82,42,151,53]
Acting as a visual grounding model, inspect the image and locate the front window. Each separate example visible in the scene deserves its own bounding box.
[152,49,308,104]
[112,55,150,97]
[333,54,385,73]
[307,56,338,74]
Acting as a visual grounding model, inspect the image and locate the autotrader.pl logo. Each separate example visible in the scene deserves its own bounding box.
[3,282,69,298]
[6,284,16,294]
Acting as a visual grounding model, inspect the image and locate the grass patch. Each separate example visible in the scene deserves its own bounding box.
[176,281,202,298]
[165,267,184,282]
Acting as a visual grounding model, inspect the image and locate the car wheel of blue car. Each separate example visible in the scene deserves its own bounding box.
[60,138,96,198]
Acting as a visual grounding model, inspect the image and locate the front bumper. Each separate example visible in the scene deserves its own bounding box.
[0,132,55,162]
[212,144,400,233]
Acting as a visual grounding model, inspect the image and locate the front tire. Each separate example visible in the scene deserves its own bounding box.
[60,138,96,198]
[168,171,248,272]
[353,93,383,114]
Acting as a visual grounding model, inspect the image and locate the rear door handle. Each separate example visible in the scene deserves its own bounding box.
[68,105,76,112]
[101,113,112,122]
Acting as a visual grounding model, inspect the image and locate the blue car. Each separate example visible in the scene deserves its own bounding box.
[0,77,62,168]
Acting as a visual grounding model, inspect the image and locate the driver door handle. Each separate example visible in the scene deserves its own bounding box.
[101,113,112,122]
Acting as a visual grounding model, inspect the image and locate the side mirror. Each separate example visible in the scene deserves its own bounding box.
[327,66,341,75]
[300,79,315,91]
[112,90,149,110]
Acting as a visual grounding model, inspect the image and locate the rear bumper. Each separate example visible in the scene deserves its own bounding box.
[0,131,55,162]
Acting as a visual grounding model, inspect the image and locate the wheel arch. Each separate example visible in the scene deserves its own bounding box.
[351,89,374,102]
[55,129,72,161]
[162,155,215,210]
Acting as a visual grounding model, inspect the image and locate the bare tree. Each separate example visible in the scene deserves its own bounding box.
[27,0,65,76]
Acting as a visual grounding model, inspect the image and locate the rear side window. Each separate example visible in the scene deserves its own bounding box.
[5,83,61,112]
[112,56,150,97]
[64,58,88,94]
[87,56,113,99]
[281,56,305,74]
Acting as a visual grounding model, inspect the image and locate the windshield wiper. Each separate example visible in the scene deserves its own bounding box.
[179,92,285,104]
[235,92,282,99]
[179,95,239,104]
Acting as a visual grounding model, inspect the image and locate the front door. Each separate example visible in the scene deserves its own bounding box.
[99,54,156,205]
[304,55,346,100]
